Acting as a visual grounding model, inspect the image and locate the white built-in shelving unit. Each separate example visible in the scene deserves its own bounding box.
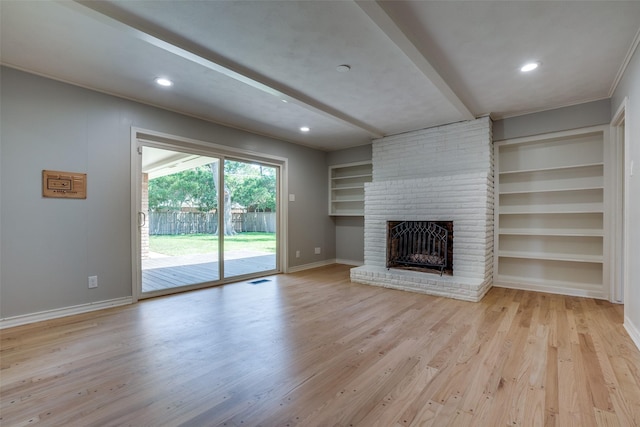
[329,161,372,216]
[494,127,609,298]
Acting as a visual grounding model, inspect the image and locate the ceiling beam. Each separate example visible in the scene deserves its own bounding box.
[62,0,385,139]
[355,1,474,121]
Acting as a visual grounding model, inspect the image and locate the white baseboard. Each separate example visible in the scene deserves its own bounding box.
[335,259,364,266]
[0,297,133,329]
[624,316,640,351]
[287,259,337,273]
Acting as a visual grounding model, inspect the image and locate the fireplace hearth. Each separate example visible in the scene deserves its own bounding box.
[386,221,453,275]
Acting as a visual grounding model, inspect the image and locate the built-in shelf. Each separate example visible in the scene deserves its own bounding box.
[497,257,604,290]
[498,162,604,175]
[332,184,366,191]
[498,228,603,237]
[332,197,365,203]
[498,251,603,263]
[498,163,604,195]
[332,173,372,180]
[498,186,604,195]
[496,274,604,294]
[329,161,372,216]
[494,127,607,297]
[498,205,604,215]
[329,209,365,216]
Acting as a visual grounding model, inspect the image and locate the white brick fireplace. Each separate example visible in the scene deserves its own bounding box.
[350,117,494,301]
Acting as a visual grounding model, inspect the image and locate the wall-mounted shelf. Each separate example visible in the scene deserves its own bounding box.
[494,128,608,297]
[329,161,372,216]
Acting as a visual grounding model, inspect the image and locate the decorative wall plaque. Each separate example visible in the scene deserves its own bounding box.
[42,170,87,199]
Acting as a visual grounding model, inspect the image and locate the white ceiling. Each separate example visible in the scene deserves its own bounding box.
[2,1,639,151]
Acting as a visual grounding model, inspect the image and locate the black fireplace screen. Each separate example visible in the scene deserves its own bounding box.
[386,221,451,275]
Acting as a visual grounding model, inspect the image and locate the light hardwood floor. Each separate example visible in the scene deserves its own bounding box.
[1,264,639,426]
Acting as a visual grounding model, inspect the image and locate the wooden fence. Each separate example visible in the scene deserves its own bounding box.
[149,211,276,235]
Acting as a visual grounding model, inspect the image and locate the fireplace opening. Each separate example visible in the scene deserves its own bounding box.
[386,221,453,276]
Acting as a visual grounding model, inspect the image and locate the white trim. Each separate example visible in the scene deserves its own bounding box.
[0,297,133,329]
[609,26,640,98]
[493,140,501,295]
[287,259,337,273]
[612,97,629,126]
[624,317,640,351]
[602,125,612,302]
[217,157,225,279]
[131,128,141,303]
[610,98,629,304]
[279,162,289,274]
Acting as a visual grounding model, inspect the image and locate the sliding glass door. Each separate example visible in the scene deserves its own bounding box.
[134,141,280,298]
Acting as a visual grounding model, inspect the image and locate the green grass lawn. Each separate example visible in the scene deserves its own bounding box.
[149,232,276,256]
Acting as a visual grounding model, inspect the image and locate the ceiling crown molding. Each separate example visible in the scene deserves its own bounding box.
[609,25,640,98]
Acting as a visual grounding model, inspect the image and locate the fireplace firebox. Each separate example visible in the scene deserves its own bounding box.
[386,221,453,275]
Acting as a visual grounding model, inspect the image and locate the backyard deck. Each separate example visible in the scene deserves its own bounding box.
[142,251,276,292]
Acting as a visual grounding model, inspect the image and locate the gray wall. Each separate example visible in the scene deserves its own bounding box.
[612,45,640,341]
[493,98,611,141]
[327,144,372,264]
[0,67,334,319]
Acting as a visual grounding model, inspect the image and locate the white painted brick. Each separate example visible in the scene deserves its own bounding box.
[359,117,494,301]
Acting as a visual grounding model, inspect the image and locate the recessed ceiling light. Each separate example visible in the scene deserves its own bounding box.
[155,77,173,87]
[281,99,288,103]
[300,126,310,132]
[520,62,540,72]
[336,64,351,73]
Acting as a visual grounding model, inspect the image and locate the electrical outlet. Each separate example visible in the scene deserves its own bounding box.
[295,250,300,258]
[88,276,98,289]
[314,247,321,254]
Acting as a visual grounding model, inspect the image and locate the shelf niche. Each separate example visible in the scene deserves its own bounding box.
[329,161,372,216]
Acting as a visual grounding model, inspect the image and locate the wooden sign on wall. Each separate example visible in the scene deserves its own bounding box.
[42,170,87,199]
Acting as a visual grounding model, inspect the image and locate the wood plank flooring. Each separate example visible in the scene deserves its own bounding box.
[1,264,639,426]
